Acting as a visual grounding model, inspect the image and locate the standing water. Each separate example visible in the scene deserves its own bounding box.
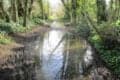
[0,22,94,80]
[37,22,93,80]
[40,23,65,80]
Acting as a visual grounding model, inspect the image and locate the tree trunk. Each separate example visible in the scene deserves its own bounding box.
[17,0,24,17]
[96,0,107,24]
[39,0,44,19]
[0,0,10,22]
[11,0,18,22]
[71,0,77,24]
[28,0,33,18]
[61,0,71,21]
[23,0,28,27]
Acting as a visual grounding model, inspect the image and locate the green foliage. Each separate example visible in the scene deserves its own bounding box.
[89,19,120,74]
[0,32,13,44]
[89,34,102,46]
[0,21,32,33]
[75,21,90,39]
[32,17,43,25]
[11,23,31,33]
[115,20,120,26]
[96,22,120,41]
[90,33,120,74]
[0,22,12,33]
[0,20,34,44]
[98,45,120,74]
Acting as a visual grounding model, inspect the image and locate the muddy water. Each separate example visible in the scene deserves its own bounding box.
[0,22,93,80]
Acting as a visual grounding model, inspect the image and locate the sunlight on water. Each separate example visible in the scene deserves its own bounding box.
[42,30,65,60]
[41,23,65,80]
[83,46,93,67]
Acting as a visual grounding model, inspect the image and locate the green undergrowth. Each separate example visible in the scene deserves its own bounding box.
[0,32,13,44]
[89,34,120,74]
[0,18,44,44]
[75,21,90,39]
[32,16,44,25]
[89,20,120,74]
[75,19,120,74]
[0,21,34,34]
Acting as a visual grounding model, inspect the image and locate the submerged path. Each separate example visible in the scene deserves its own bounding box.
[36,22,90,80]
[0,21,114,80]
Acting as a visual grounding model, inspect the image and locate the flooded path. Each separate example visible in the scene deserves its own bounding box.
[37,22,91,80]
[0,22,94,80]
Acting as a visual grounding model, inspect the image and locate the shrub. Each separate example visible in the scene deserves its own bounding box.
[10,22,32,33]
[75,21,90,39]
[32,17,43,25]
[0,22,12,33]
[0,21,32,33]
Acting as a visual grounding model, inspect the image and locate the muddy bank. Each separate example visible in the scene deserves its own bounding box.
[10,26,50,44]
[0,26,49,80]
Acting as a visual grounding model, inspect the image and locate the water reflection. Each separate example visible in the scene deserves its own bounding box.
[39,25,89,80]
[60,36,86,80]
[0,22,94,80]
[0,45,38,80]
[40,29,65,80]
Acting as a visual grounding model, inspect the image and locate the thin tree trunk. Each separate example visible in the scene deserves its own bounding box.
[0,0,10,22]
[96,0,107,24]
[39,0,44,20]
[23,0,28,27]
[28,0,33,18]
[17,0,24,17]
[11,0,18,22]
[71,0,77,24]
[61,0,71,21]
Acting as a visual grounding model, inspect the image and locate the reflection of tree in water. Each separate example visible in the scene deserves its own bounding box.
[61,36,85,80]
[0,50,36,80]
[62,51,80,79]
[0,39,43,80]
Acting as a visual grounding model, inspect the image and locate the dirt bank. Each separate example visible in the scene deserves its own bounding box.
[0,25,49,66]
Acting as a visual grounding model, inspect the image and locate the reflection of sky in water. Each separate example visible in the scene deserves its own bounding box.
[41,29,65,80]
[39,22,94,80]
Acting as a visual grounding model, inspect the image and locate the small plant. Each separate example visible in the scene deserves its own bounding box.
[32,17,43,25]
[115,20,120,26]
[0,21,32,33]
[0,32,13,44]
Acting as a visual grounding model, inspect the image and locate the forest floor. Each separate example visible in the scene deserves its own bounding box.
[0,25,50,62]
